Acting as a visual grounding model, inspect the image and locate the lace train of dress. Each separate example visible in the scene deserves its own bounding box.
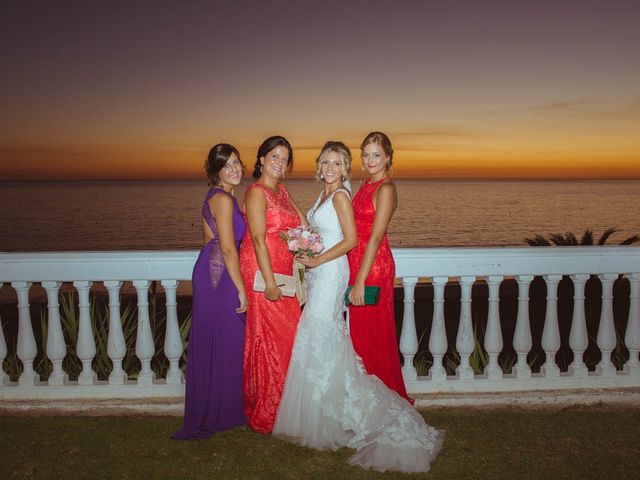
[273,189,444,473]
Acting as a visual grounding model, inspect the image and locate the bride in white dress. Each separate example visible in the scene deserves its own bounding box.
[273,141,444,473]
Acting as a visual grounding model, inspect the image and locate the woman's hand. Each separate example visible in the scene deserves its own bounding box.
[349,282,365,306]
[264,285,283,301]
[295,254,321,268]
[235,290,248,313]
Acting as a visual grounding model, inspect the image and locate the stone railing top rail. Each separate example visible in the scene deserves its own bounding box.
[1,246,639,282]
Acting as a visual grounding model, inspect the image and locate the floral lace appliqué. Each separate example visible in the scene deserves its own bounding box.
[208,242,225,289]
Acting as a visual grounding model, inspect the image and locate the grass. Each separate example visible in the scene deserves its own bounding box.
[1,406,639,479]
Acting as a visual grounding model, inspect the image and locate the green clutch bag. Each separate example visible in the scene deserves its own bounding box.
[344,286,381,305]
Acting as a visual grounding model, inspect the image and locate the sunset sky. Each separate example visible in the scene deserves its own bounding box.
[1,0,639,180]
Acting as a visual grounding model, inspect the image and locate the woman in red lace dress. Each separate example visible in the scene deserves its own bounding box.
[240,136,307,433]
[347,131,412,403]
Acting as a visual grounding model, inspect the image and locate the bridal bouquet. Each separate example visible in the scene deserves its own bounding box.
[279,226,324,305]
[279,226,324,257]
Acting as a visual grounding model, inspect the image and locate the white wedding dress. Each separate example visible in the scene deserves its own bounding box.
[273,187,444,473]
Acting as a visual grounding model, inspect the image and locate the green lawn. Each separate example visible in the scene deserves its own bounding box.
[1,405,639,480]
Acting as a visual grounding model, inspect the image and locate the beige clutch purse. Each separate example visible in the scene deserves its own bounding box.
[253,270,297,297]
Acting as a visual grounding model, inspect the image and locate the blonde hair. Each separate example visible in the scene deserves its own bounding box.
[315,141,352,182]
[360,131,394,168]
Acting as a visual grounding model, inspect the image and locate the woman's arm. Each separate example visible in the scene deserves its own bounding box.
[296,191,357,268]
[245,187,282,301]
[349,181,397,306]
[209,193,247,313]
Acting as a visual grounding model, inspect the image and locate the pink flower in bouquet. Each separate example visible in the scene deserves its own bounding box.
[279,225,324,257]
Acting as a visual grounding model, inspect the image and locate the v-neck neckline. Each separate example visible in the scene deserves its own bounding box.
[315,190,336,210]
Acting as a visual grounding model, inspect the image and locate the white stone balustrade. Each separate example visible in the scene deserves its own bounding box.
[568,274,590,377]
[513,275,533,379]
[14,281,38,386]
[428,277,448,382]
[42,281,67,386]
[399,277,418,382]
[162,279,184,385]
[75,280,96,386]
[105,280,126,385]
[541,274,562,377]
[133,280,155,386]
[484,275,503,379]
[456,276,475,380]
[0,246,639,400]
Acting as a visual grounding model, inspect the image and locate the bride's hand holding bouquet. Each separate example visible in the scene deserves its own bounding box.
[280,226,324,268]
[279,226,324,304]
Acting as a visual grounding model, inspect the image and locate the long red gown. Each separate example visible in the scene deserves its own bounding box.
[240,182,302,433]
[347,178,413,403]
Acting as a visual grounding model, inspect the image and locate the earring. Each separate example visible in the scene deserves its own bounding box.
[260,164,263,173]
[320,174,324,180]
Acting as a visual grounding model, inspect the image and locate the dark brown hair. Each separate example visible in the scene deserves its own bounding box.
[252,136,294,179]
[205,143,243,185]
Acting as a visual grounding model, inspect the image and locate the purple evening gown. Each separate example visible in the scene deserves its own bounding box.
[172,187,247,440]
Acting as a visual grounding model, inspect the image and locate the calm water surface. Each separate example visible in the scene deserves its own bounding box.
[1,179,639,251]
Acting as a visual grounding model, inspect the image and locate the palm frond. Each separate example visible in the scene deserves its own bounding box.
[525,235,551,246]
[598,227,617,245]
[549,233,567,246]
[580,229,594,245]
[620,235,640,246]
[565,232,578,245]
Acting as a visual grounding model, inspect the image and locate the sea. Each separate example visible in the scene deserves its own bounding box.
[1,179,639,252]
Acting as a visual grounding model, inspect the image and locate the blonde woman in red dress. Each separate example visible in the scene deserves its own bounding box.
[240,135,307,433]
[347,131,412,403]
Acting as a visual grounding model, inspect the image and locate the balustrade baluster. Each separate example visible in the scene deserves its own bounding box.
[625,273,640,374]
[12,282,38,385]
[568,274,590,377]
[485,276,503,379]
[596,274,618,377]
[74,281,96,385]
[541,275,562,377]
[513,275,534,378]
[42,281,67,385]
[133,280,155,385]
[428,277,448,381]
[105,281,127,385]
[162,279,183,384]
[0,282,8,385]
[399,277,418,382]
[456,276,476,380]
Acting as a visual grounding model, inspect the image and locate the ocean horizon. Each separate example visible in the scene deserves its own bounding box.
[1,178,639,252]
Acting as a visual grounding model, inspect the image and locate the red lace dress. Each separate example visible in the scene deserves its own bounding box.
[240,183,302,433]
[347,178,412,403]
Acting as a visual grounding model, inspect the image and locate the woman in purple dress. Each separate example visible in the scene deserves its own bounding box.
[172,143,248,440]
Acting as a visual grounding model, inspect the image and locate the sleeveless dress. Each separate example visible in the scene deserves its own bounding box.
[348,178,412,403]
[274,188,444,473]
[172,187,247,440]
[239,182,302,433]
